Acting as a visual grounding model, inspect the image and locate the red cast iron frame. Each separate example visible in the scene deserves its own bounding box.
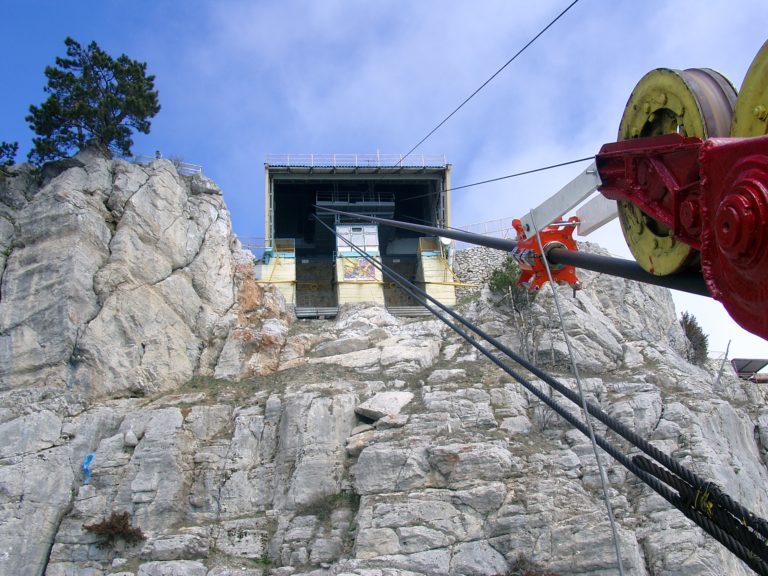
[596,133,768,340]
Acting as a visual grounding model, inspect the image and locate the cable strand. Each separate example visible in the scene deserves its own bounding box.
[530,212,625,575]
[312,210,768,573]
[401,0,582,162]
[399,155,595,203]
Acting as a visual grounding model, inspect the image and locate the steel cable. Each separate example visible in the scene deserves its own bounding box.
[313,213,715,498]
[447,156,595,192]
[531,213,625,576]
[400,156,595,203]
[401,0,582,162]
[312,213,768,573]
[634,456,768,566]
[314,207,711,297]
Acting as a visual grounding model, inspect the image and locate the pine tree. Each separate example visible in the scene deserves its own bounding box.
[26,37,160,164]
[0,141,18,176]
[680,311,709,366]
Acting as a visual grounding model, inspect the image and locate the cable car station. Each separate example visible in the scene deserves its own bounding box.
[258,154,458,317]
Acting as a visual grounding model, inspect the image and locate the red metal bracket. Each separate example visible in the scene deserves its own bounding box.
[700,137,768,339]
[597,133,704,248]
[596,133,768,339]
[511,217,579,291]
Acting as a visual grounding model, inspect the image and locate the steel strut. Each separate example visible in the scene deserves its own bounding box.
[313,206,710,297]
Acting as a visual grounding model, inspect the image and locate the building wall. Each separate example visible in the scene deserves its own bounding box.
[263,162,454,311]
[336,256,385,305]
[417,255,457,307]
[257,257,296,304]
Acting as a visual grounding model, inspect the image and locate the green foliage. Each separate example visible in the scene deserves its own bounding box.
[0,141,18,176]
[83,511,145,549]
[680,311,709,366]
[26,37,161,164]
[488,256,536,312]
[488,256,521,293]
[0,141,18,166]
[489,256,542,362]
[256,555,273,567]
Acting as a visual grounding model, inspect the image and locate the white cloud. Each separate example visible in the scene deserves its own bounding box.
[3,0,767,357]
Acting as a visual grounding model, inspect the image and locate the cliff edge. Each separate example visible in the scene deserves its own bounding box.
[1,153,767,576]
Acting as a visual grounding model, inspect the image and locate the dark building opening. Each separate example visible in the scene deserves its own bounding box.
[261,158,454,315]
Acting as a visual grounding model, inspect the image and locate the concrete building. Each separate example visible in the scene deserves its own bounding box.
[257,154,458,317]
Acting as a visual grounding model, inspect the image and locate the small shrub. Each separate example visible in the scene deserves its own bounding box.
[489,256,541,362]
[83,511,145,549]
[680,311,708,366]
[489,258,534,304]
[298,491,361,522]
[256,555,272,567]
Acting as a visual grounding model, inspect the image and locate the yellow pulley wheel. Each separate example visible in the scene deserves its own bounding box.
[731,39,768,137]
[616,67,736,275]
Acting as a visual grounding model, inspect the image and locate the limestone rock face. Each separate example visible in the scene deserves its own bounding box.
[0,151,290,399]
[25,298,767,576]
[355,391,413,420]
[3,165,768,576]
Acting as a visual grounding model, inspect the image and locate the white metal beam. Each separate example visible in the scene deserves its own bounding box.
[519,162,602,235]
[576,195,618,236]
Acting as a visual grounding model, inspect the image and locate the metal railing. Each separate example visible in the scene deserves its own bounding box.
[128,155,203,176]
[418,236,441,254]
[243,217,516,259]
[273,238,296,253]
[455,217,515,250]
[239,237,264,260]
[240,237,299,262]
[316,190,395,204]
[266,153,448,168]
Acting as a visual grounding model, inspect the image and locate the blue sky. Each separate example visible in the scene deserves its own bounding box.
[3,0,768,359]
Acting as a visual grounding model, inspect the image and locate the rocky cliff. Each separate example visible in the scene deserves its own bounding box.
[0,149,290,400]
[1,154,767,576]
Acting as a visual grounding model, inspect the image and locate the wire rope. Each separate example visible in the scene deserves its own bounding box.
[530,211,625,575]
[312,208,768,573]
[401,0,582,162]
[400,155,594,203]
[449,155,595,192]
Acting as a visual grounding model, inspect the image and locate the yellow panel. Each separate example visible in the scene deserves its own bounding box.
[732,39,768,136]
[616,67,735,275]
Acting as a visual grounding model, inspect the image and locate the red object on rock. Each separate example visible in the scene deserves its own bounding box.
[511,217,579,291]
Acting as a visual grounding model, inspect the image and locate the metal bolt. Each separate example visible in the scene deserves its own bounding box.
[754,105,768,121]
[680,199,699,233]
[716,191,756,259]
[648,113,656,123]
